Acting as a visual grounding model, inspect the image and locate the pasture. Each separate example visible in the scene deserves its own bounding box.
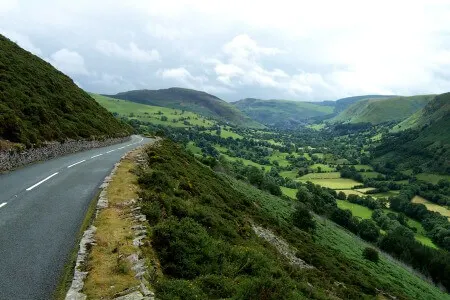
[412,196,450,220]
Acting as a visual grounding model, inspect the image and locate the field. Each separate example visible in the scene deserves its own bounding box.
[300,172,341,179]
[412,195,450,220]
[280,170,298,179]
[298,178,361,189]
[92,93,216,128]
[268,151,290,167]
[186,142,202,155]
[416,173,450,184]
[353,164,374,171]
[221,154,271,171]
[208,127,243,139]
[336,200,373,219]
[359,171,382,179]
[407,218,438,249]
[280,186,297,199]
[370,190,400,198]
[336,189,366,197]
[310,163,335,172]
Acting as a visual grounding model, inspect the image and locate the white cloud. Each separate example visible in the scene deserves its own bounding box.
[146,23,191,40]
[0,29,42,55]
[95,40,160,63]
[0,0,19,16]
[48,48,89,76]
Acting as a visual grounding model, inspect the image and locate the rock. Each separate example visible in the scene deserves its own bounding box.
[65,291,87,300]
[133,236,145,247]
[114,291,145,300]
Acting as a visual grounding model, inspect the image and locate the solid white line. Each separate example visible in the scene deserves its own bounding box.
[67,159,86,168]
[91,154,103,159]
[0,202,7,208]
[26,172,59,191]
[106,149,115,153]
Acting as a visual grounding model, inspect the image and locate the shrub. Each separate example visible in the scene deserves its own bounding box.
[292,203,316,233]
[362,247,379,263]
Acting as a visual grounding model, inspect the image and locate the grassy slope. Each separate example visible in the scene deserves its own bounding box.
[107,88,262,128]
[332,95,434,124]
[232,98,334,125]
[0,35,131,146]
[92,93,216,128]
[140,140,448,299]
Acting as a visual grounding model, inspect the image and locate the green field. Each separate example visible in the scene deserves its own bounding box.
[92,93,216,128]
[208,127,243,139]
[300,172,341,179]
[221,154,271,171]
[186,141,202,155]
[307,123,326,130]
[269,150,290,167]
[336,189,366,197]
[416,173,450,184]
[280,186,297,199]
[407,218,438,249]
[353,164,374,171]
[370,190,400,198]
[336,200,373,219]
[310,163,335,172]
[359,171,382,179]
[298,178,361,189]
[280,170,298,179]
[412,195,450,220]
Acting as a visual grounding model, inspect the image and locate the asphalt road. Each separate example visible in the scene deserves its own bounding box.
[0,135,151,300]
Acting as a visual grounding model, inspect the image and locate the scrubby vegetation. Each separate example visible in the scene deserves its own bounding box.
[135,140,448,299]
[0,35,131,147]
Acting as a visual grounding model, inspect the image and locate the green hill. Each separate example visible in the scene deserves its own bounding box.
[0,34,131,147]
[333,95,396,114]
[332,95,434,124]
[106,88,262,128]
[373,93,450,173]
[232,98,334,126]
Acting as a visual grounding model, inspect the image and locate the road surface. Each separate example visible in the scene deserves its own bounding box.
[0,135,151,300]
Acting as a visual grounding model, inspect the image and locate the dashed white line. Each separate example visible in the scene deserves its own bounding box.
[127,144,132,146]
[26,172,59,191]
[106,149,115,154]
[118,146,125,150]
[67,159,86,168]
[91,154,103,159]
[0,202,7,208]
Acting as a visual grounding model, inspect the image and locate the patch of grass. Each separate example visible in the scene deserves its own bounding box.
[83,152,141,299]
[280,170,298,179]
[299,178,361,190]
[359,171,382,179]
[336,189,366,197]
[221,154,271,171]
[355,188,377,194]
[412,195,450,220]
[370,191,400,198]
[280,186,297,199]
[269,151,290,167]
[336,200,373,219]
[299,172,341,179]
[353,165,374,171]
[186,142,202,155]
[307,124,325,130]
[310,163,335,172]
[416,173,450,184]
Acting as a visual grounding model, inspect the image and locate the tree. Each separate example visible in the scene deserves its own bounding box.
[337,191,347,200]
[292,203,316,233]
[357,219,380,242]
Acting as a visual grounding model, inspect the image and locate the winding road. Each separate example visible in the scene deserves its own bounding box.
[0,135,150,300]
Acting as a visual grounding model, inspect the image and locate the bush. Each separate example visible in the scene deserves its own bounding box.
[362,247,379,263]
[292,203,316,233]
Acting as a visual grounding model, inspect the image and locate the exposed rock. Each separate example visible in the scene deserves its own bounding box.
[0,136,131,172]
[252,224,313,269]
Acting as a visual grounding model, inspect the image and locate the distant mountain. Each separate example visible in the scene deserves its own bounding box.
[373,93,450,173]
[106,88,262,128]
[333,95,395,114]
[0,34,131,147]
[332,95,434,124]
[232,98,334,126]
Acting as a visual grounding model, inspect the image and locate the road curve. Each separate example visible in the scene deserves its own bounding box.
[0,135,151,300]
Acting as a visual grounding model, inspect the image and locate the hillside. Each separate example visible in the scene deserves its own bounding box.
[0,34,131,147]
[106,88,262,128]
[128,140,448,299]
[393,92,450,132]
[232,98,334,126]
[373,93,450,173]
[332,95,434,124]
[333,95,396,114]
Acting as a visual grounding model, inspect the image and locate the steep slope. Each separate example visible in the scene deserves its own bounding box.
[393,92,450,132]
[373,93,450,173]
[107,88,262,128]
[333,95,396,113]
[332,95,434,124]
[232,98,334,126]
[0,34,131,147]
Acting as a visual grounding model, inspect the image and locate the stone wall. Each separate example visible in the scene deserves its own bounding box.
[0,136,131,172]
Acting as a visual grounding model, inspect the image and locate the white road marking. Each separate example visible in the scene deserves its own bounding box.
[67,159,86,168]
[91,154,103,159]
[0,202,7,208]
[106,149,115,153]
[26,172,59,191]
[118,146,125,150]
[127,144,132,146]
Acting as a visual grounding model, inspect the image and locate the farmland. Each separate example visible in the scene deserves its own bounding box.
[412,195,450,220]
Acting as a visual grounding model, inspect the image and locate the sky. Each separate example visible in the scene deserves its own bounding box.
[1,0,450,102]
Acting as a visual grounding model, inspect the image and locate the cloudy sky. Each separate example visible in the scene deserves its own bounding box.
[1,0,450,101]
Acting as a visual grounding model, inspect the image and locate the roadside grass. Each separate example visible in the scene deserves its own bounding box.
[416,173,450,184]
[310,163,335,172]
[92,93,216,128]
[412,195,450,220]
[280,186,297,199]
[83,154,140,299]
[280,170,298,179]
[336,200,373,219]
